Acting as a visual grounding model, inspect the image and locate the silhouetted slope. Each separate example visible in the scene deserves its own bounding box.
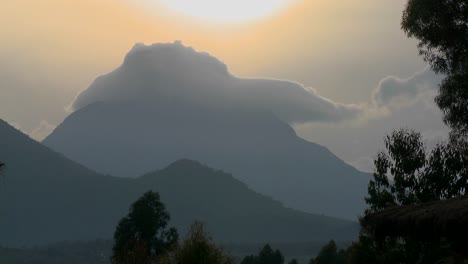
[0,120,358,246]
[44,102,369,219]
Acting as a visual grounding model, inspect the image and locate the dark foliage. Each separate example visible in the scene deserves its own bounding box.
[111,191,178,264]
[353,129,468,263]
[160,222,233,264]
[309,240,347,264]
[366,129,468,216]
[241,244,284,264]
[355,0,468,258]
[402,0,468,132]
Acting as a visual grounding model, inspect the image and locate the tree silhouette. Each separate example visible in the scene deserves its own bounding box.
[402,0,468,132]
[161,222,233,264]
[241,244,284,264]
[111,191,178,264]
[347,2,468,261]
[310,240,347,264]
[349,129,466,263]
[288,259,299,264]
[367,129,468,214]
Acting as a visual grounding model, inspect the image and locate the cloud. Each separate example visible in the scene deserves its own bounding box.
[296,67,448,173]
[371,68,442,110]
[30,120,56,141]
[71,42,364,125]
[65,42,449,174]
[70,41,444,138]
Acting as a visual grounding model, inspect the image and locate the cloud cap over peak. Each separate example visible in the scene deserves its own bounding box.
[71,42,363,124]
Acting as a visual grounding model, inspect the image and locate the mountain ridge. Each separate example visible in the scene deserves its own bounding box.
[0,119,358,246]
[44,101,369,219]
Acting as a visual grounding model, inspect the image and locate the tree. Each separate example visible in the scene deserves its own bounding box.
[111,191,178,264]
[353,129,466,263]
[162,222,233,264]
[288,259,299,264]
[367,129,468,215]
[349,2,468,263]
[402,0,468,132]
[309,240,347,264]
[241,244,284,264]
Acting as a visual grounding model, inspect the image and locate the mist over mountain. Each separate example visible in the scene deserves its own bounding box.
[43,42,370,219]
[0,119,357,246]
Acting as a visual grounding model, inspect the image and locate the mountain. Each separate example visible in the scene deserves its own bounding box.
[43,42,370,219]
[0,119,358,246]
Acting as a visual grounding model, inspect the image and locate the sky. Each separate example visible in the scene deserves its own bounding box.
[0,0,447,171]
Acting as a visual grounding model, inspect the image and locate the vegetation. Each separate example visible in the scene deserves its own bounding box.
[241,244,285,264]
[111,191,178,264]
[402,0,468,133]
[344,1,468,263]
[160,222,234,264]
[346,129,457,263]
[367,129,468,212]
[309,240,347,264]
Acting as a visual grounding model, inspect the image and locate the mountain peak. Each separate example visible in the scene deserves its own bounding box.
[163,159,209,171]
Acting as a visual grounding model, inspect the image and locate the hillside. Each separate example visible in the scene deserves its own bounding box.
[0,119,358,246]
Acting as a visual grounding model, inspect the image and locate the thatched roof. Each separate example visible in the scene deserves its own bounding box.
[362,196,468,241]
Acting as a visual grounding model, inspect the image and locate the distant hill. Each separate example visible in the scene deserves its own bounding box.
[42,43,370,220]
[0,119,358,246]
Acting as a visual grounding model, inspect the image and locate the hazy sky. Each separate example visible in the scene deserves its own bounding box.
[0,0,444,171]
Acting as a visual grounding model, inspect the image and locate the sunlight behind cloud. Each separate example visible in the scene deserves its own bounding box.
[156,0,293,22]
